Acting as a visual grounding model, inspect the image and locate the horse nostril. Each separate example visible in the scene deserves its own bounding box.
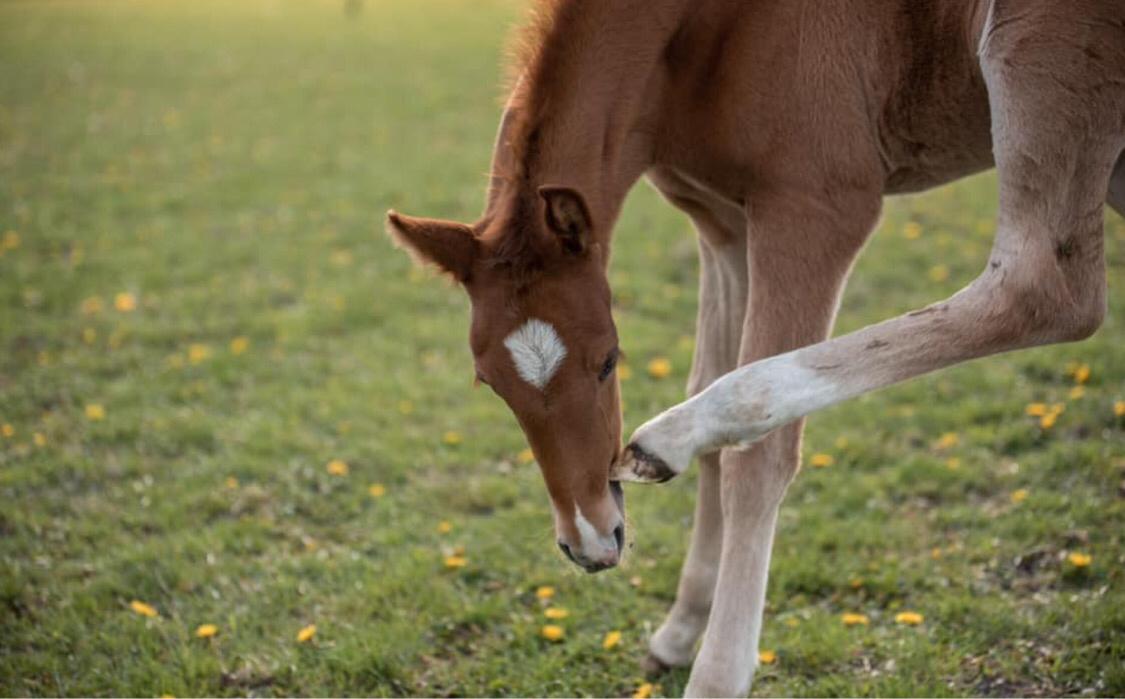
[613,523,625,553]
[557,540,576,563]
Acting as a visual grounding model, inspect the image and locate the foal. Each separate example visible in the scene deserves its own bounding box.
[389,0,1125,695]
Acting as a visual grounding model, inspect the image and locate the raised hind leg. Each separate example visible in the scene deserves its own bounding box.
[644,174,748,671]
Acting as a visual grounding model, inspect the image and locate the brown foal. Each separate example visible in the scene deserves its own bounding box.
[388,0,1125,694]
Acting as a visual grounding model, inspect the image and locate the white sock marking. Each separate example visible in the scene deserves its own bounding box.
[504,319,567,390]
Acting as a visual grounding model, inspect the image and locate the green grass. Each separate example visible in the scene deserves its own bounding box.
[1,1,1123,696]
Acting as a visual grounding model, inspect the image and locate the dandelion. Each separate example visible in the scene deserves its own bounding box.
[1067,552,1092,568]
[325,459,349,476]
[443,555,468,569]
[632,682,654,699]
[437,520,453,534]
[442,430,462,446]
[187,343,211,364]
[397,400,414,415]
[1039,412,1058,429]
[617,363,633,381]
[535,586,555,600]
[928,265,950,282]
[130,600,158,618]
[1115,400,1125,417]
[541,624,565,641]
[544,607,569,620]
[85,404,106,421]
[841,612,869,626]
[81,296,104,315]
[2,230,20,250]
[834,436,849,449]
[809,453,834,468]
[195,624,218,638]
[1025,403,1049,417]
[849,577,863,589]
[114,292,137,312]
[646,357,672,379]
[602,630,622,650]
[902,222,922,239]
[895,611,924,626]
[784,617,800,628]
[229,336,250,355]
[224,476,239,489]
[1073,363,1091,384]
[82,327,97,344]
[517,447,535,465]
[758,649,777,664]
[931,547,943,559]
[946,457,961,470]
[1010,488,1029,504]
[296,624,317,643]
[33,432,46,447]
[934,432,959,450]
[1068,386,1085,400]
[0,423,13,438]
[368,483,386,498]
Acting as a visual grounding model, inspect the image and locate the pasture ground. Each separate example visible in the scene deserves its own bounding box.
[1,1,1123,696]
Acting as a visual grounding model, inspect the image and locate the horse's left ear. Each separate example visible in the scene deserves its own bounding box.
[538,185,592,255]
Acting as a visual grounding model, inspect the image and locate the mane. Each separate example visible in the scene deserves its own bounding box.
[486,0,583,285]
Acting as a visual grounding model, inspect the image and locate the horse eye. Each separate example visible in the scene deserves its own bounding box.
[597,350,618,382]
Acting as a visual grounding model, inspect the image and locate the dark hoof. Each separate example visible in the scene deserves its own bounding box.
[627,444,677,483]
[642,651,676,678]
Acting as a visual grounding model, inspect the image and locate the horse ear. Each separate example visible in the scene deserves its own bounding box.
[386,211,478,283]
[538,186,592,256]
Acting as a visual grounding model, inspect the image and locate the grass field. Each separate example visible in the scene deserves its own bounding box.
[2,1,1124,696]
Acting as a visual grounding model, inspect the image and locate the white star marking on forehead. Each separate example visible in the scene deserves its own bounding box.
[503,319,567,390]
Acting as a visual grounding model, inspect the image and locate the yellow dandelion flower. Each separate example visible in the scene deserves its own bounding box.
[849,577,864,589]
[544,607,569,620]
[187,343,211,364]
[902,222,922,239]
[1067,552,1092,568]
[85,404,106,421]
[437,520,453,534]
[130,600,158,618]
[931,547,943,559]
[784,617,800,628]
[229,336,249,355]
[602,630,622,650]
[758,649,777,664]
[541,624,565,641]
[646,357,672,379]
[368,483,386,498]
[325,459,349,476]
[1010,488,1029,504]
[1025,402,1049,417]
[82,327,97,345]
[296,624,317,643]
[834,436,849,449]
[1115,400,1125,417]
[224,476,239,489]
[946,457,961,470]
[517,448,535,465]
[33,432,46,447]
[934,432,959,450]
[841,612,869,626]
[1068,386,1085,400]
[632,682,654,699]
[114,292,137,312]
[397,400,414,415]
[535,586,555,600]
[442,430,462,446]
[2,230,20,250]
[0,423,13,438]
[1073,363,1091,384]
[81,296,104,315]
[443,555,468,569]
[928,265,950,282]
[195,624,218,638]
[1039,412,1058,429]
[895,611,924,626]
[617,364,633,381]
[809,453,834,468]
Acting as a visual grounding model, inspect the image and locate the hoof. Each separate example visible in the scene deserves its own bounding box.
[642,651,677,678]
[610,443,678,484]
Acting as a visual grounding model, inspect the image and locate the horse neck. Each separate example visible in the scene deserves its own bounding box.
[489,0,692,247]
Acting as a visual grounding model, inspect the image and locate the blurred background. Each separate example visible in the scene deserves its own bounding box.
[1,1,1123,696]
